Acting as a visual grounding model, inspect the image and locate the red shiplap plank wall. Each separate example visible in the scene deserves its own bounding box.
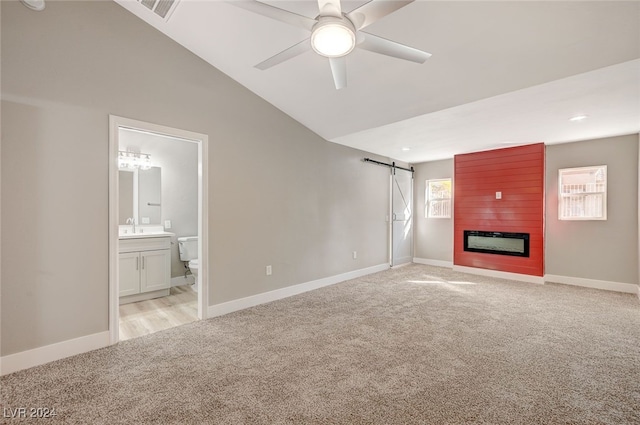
[454,143,545,276]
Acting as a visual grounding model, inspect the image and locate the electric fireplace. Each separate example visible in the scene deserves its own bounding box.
[463,231,530,257]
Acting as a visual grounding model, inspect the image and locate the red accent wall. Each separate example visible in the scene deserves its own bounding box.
[454,144,545,276]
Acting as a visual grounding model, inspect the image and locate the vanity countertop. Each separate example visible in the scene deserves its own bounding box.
[119,231,175,240]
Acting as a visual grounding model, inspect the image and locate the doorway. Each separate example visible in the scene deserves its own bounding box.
[108,115,209,344]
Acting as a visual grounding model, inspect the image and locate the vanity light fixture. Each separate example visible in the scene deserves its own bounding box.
[119,151,152,170]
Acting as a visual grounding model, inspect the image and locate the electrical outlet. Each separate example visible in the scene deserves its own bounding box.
[353,251,357,259]
[266,265,272,276]
[141,217,150,224]
[164,220,172,229]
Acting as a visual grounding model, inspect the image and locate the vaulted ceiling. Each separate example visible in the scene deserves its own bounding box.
[115,0,640,163]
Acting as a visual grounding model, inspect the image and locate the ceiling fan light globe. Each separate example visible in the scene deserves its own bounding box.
[311,23,356,58]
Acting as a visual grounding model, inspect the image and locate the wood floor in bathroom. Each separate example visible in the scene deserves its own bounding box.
[119,285,198,341]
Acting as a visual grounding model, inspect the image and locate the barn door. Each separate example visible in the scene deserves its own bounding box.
[391,168,413,266]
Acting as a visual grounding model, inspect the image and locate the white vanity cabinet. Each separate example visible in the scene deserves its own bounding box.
[119,252,142,297]
[118,235,171,303]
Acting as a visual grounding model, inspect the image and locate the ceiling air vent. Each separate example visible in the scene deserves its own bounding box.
[138,0,179,20]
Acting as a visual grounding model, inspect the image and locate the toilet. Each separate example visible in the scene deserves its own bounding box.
[177,236,198,292]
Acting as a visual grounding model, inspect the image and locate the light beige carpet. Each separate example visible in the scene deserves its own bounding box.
[2,264,639,424]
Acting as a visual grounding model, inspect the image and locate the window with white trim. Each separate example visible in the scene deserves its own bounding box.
[558,165,607,220]
[426,179,452,218]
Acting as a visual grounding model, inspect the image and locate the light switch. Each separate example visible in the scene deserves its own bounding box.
[496,192,502,199]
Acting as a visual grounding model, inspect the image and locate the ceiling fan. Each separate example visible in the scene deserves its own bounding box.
[228,0,431,89]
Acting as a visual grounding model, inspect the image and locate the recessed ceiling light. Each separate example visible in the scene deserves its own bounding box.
[569,115,588,122]
[401,147,411,151]
[20,0,45,11]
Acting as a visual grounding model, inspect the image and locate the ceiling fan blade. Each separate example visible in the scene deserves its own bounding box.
[228,1,317,31]
[317,0,342,18]
[255,39,311,70]
[346,0,413,30]
[358,32,431,63]
[329,57,347,90]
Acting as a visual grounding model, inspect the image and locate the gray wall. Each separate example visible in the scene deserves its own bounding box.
[1,1,390,356]
[545,134,639,285]
[1,1,4,361]
[413,135,640,287]
[413,159,454,263]
[119,130,199,278]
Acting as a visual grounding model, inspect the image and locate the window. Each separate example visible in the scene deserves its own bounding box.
[426,179,452,218]
[558,165,607,220]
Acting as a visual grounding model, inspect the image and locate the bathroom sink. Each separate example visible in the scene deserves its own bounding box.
[119,224,174,239]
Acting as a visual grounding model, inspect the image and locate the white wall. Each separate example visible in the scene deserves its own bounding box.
[0,1,390,357]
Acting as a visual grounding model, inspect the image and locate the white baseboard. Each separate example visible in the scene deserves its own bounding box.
[171,275,195,287]
[0,331,110,376]
[453,265,545,284]
[413,258,453,268]
[208,263,390,318]
[544,274,638,294]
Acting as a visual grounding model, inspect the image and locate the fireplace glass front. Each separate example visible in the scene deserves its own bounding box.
[463,231,530,257]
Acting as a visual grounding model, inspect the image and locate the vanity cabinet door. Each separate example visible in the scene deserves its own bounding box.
[140,249,171,293]
[119,252,141,297]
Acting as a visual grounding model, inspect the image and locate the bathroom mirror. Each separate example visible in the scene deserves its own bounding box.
[119,170,135,225]
[138,167,161,224]
[118,166,161,225]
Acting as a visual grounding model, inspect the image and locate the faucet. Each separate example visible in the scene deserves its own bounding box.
[126,217,136,233]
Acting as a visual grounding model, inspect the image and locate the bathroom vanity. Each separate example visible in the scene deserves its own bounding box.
[118,232,173,304]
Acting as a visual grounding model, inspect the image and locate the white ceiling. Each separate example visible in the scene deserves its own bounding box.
[114,0,640,163]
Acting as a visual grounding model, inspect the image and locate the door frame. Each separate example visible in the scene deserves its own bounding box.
[108,115,209,344]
